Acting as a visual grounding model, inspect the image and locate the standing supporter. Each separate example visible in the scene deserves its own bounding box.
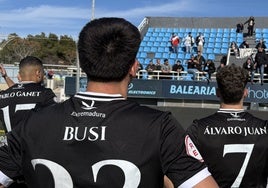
[186,64,268,187]
[194,51,206,72]
[242,57,255,84]
[170,33,180,53]
[0,56,57,188]
[183,32,194,53]
[244,16,255,37]
[255,39,267,50]
[195,33,205,54]
[0,17,219,188]
[187,54,199,80]
[254,46,268,85]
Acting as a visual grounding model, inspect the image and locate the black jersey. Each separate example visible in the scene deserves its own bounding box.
[186,109,268,188]
[0,82,56,132]
[0,92,210,188]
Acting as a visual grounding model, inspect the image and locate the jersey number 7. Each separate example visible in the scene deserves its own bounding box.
[223,144,254,187]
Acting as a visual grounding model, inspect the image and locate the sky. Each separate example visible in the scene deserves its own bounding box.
[0,0,268,40]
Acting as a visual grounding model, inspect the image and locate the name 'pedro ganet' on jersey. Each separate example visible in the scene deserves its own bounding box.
[0,91,41,99]
[204,126,267,136]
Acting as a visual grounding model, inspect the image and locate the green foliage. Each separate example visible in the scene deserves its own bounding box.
[0,32,77,65]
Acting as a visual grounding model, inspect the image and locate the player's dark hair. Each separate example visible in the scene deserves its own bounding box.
[216,63,248,104]
[19,56,43,69]
[78,17,141,82]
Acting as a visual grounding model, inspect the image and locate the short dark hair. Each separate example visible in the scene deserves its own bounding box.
[78,17,141,82]
[216,63,248,104]
[19,56,43,70]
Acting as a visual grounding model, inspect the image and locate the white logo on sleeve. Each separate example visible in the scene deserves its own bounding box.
[185,135,204,162]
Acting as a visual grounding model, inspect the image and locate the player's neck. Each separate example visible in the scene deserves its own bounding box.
[220,103,244,110]
[86,80,128,98]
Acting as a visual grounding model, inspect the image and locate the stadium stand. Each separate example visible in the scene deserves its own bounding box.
[137,17,268,78]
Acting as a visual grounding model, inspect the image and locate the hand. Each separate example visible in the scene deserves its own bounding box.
[0,64,7,77]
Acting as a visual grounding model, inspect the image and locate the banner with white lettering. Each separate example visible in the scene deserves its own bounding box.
[64,77,268,103]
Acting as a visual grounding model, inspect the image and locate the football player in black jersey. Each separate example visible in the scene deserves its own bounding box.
[0,18,218,188]
[0,56,56,188]
[186,64,268,187]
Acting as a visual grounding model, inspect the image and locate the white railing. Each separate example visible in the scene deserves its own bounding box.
[136,70,208,81]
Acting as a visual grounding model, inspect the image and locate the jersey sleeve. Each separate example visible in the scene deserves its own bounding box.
[0,129,23,184]
[160,114,209,187]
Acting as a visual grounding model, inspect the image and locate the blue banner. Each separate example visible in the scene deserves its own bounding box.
[64,77,268,103]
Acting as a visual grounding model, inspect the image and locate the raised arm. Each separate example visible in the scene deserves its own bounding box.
[0,64,15,87]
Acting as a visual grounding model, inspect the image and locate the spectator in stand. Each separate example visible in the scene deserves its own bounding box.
[236,22,244,33]
[170,33,180,53]
[154,59,162,79]
[187,54,199,80]
[186,64,268,188]
[203,59,216,81]
[195,33,205,54]
[230,41,239,57]
[172,60,185,79]
[243,57,255,84]
[217,56,227,72]
[145,59,156,79]
[255,39,266,50]
[136,58,143,79]
[183,32,194,53]
[239,40,249,48]
[194,51,206,72]
[254,46,268,85]
[161,59,172,79]
[244,16,255,37]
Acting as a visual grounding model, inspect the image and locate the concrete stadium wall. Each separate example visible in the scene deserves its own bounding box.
[145,16,268,29]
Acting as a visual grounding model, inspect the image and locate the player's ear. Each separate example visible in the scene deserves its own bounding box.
[129,59,138,77]
[243,88,248,98]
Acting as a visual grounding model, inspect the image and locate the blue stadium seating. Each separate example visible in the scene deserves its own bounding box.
[136,26,262,69]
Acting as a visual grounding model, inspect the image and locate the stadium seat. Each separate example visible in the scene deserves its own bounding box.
[155,52,162,58]
[140,52,147,58]
[158,32,165,37]
[255,28,262,34]
[206,48,213,54]
[150,46,157,52]
[178,53,184,60]
[213,48,221,54]
[162,53,169,59]
[152,32,158,37]
[156,37,163,42]
[222,38,229,43]
[147,41,153,46]
[153,41,160,47]
[149,36,156,41]
[160,28,167,32]
[169,53,177,59]
[215,38,222,43]
[208,53,215,60]
[158,47,165,53]
[144,46,151,52]
[214,43,221,48]
[140,41,147,47]
[155,28,161,32]
[160,41,167,47]
[221,48,228,54]
[204,28,210,33]
[148,28,154,32]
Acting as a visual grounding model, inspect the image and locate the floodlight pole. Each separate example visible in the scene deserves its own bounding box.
[75,0,95,93]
